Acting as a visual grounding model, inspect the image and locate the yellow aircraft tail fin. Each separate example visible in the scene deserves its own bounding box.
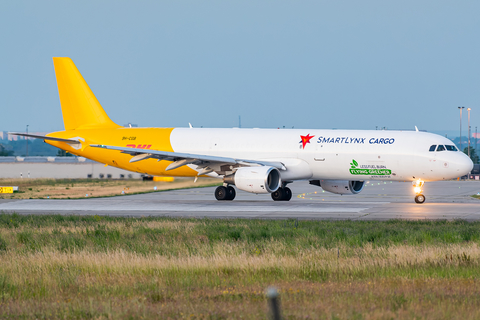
[53,57,121,130]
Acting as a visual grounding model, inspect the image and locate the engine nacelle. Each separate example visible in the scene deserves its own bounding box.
[315,180,365,195]
[224,166,281,194]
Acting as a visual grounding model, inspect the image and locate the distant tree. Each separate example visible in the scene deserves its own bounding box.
[56,149,73,157]
[0,143,14,156]
[463,147,479,164]
[6,139,59,156]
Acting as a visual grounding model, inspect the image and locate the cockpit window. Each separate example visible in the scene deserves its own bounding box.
[430,144,457,152]
[445,145,458,151]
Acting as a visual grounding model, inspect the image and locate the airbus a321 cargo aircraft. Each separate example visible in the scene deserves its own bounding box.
[11,58,473,204]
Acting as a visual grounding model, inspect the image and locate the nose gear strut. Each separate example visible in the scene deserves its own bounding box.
[412,180,426,204]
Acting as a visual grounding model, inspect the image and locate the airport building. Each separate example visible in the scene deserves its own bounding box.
[0,157,143,179]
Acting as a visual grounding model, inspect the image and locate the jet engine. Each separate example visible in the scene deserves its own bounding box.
[310,180,365,195]
[224,166,281,194]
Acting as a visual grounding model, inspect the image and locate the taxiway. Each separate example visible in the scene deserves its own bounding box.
[0,181,479,220]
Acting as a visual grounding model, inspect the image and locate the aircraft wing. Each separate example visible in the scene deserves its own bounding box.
[90,144,286,174]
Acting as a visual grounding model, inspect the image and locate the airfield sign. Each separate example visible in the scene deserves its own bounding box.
[0,187,14,193]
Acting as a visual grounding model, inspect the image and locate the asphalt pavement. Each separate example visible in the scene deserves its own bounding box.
[0,180,479,220]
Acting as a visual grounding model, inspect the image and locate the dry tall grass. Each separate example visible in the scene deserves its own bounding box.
[1,216,480,319]
[0,177,219,199]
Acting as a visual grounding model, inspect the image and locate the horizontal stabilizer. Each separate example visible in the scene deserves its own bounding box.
[8,133,80,145]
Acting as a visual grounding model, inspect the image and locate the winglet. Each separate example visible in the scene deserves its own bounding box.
[415,126,419,132]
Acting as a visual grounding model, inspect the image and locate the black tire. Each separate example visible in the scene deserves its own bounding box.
[215,186,229,200]
[415,194,426,204]
[284,187,292,201]
[271,188,285,201]
[226,186,236,200]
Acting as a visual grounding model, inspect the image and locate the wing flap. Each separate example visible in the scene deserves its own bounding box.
[129,153,154,163]
[166,159,198,171]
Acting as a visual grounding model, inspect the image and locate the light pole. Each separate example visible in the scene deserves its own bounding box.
[458,106,464,152]
[26,124,29,157]
[476,126,478,156]
[467,108,471,158]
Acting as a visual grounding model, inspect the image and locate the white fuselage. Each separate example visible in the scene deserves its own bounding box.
[170,128,473,182]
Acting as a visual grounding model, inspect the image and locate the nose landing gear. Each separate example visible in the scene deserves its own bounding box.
[413,180,426,204]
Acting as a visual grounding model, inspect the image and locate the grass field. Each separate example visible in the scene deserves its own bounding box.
[1,214,480,319]
[0,177,220,199]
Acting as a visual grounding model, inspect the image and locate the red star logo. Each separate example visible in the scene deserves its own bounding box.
[300,134,315,149]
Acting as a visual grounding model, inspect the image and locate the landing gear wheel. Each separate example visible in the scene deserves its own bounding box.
[215,186,229,200]
[412,180,425,204]
[226,186,236,200]
[284,187,292,201]
[271,187,292,201]
[271,188,285,201]
[415,194,426,204]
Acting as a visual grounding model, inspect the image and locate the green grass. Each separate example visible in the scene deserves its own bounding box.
[2,214,480,319]
[1,214,480,250]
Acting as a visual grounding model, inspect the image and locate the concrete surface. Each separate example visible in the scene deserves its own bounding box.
[0,181,479,220]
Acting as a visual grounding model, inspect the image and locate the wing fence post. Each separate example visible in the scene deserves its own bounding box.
[267,287,281,320]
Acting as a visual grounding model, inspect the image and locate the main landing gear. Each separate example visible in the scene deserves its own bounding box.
[215,185,236,200]
[215,185,293,201]
[271,187,292,201]
[412,179,426,204]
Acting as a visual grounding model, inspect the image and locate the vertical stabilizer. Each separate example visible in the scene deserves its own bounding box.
[53,57,120,130]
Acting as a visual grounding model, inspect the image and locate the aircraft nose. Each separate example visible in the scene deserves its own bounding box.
[455,153,474,176]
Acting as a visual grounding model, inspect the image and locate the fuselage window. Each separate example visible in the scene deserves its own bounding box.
[445,145,457,151]
[436,145,445,152]
[429,145,436,152]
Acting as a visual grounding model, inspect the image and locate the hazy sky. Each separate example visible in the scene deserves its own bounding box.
[1,1,479,134]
